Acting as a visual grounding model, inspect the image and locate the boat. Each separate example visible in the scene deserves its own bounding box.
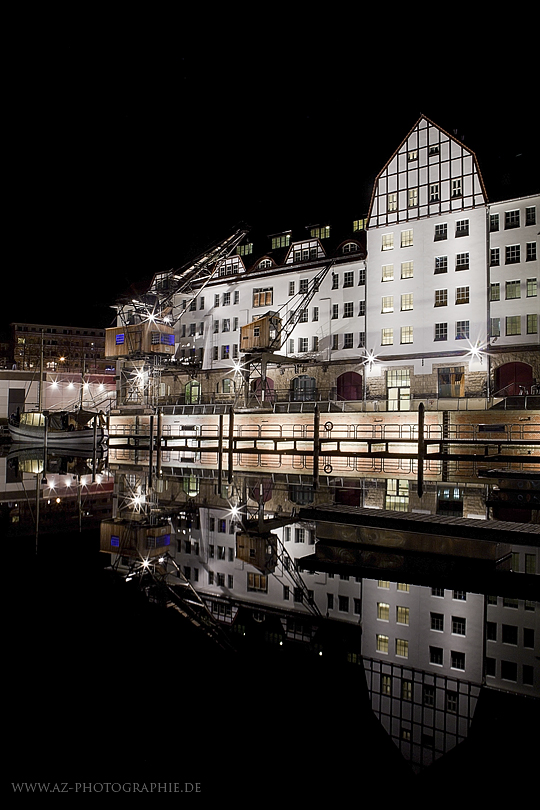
[8,408,108,447]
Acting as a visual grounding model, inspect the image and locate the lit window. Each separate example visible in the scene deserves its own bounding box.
[527,314,538,334]
[396,606,409,625]
[506,315,521,335]
[382,296,394,313]
[435,289,448,307]
[376,634,389,653]
[381,328,393,345]
[382,234,394,251]
[408,188,418,208]
[456,286,469,305]
[377,602,390,621]
[396,639,409,658]
[401,229,413,247]
[408,149,417,161]
[253,288,273,307]
[271,234,290,249]
[310,225,330,239]
[506,280,521,299]
[401,261,413,279]
[388,193,397,212]
[382,675,392,695]
[400,326,413,344]
[382,264,394,281]
[490,283,500,301]
[401,293,413,311]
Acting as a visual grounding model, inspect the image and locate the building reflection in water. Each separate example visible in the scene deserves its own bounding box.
[4,443,538,783]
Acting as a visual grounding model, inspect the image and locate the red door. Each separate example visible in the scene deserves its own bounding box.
[495,362,533,396]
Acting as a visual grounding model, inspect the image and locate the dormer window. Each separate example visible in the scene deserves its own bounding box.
[310,225,330,239]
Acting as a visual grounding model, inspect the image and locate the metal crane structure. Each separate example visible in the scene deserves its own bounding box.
[236,259,336,409]
[107,225,250,407]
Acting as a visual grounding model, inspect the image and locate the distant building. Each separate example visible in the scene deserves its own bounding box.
[10,322,114,375]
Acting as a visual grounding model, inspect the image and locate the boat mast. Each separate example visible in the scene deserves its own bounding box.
[39,329,44,412]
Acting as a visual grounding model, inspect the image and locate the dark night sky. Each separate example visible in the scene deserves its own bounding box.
[3,25,538,335]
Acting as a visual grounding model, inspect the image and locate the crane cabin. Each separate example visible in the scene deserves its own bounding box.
[240,311,282,353]
[105,322,176,359]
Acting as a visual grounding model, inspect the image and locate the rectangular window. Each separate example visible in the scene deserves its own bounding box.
[452,179,462,197]
[456,219,469,237]
[382,264,394,281]
[400,326,413,344]
[506,245,520,264]
[430,646,443,665]
[435,256,448,274]
[359,300,366,316]
[299,309,308,323]
[223,292,230,306]
[456,286,469,305]
[343,271,354,288]
[332,334,339,350]
[312,306,319,321]
[431,612,444,631]
[506,280,521,299]
[234,290,239,304]
[332,304,339,319]
[343,302,354,318]
[222,319,230,332]
[526,206,536,225]
[312,336,319,351]
[527,278,537,297]
[434,323,447,341]
[456,252,469,270]
[527,313,538,334]
[214,293,220,307]
[299,278,309,294]
[506,315,521,335]
[382,675,392,695]
[434,224,447,241]
[401,261,414,278]
[401,229,413,247]
[396,606,409,625]
[527,243,537,261]
[377,602,390,621]
[298,337,308,352]
[272,234,290,249]
[396,639,409,658]
[489,213,499,232]
[388,193,397,212]
[381,328,393,345]
[430,183,440,202]
[452,617,466,635]
[451,651,465,670]
[408,188,418,208]
[344,333,353,349]
[435,289,448,307]
[490,248,500,266]
[490,283,500,301]
[456,321,469,340]
[382,234,394,251]
[382,296,394,313]
[253,287,273,307]
[490,317,500,337]
[289,281,295,296]
[401,293,413,311]
[505,210,520,229]
[332,273,339,289]
[376,634,389,653]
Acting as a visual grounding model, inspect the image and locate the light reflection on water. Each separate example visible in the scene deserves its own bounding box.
[4,445,538,788]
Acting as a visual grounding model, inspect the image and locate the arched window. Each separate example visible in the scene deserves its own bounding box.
[185,380,200,404]
[336,371,363,401]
